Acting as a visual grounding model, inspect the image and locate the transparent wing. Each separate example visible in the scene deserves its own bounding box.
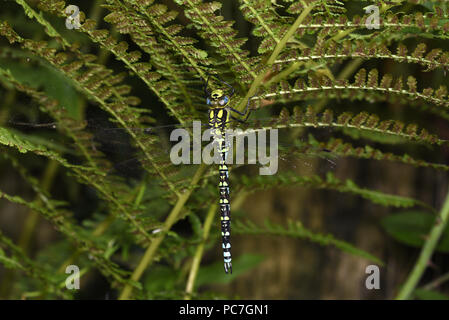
[223,126,338,176]
[4,115,338,179]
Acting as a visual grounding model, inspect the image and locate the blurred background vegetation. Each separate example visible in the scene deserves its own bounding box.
[0,0,449,300]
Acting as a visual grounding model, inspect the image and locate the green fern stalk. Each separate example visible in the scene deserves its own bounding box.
[396,186,449,299]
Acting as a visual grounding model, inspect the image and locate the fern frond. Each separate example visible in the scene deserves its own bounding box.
[318,137,449,171]
[233,218,383,265]
[240,107,447,146]
[239,0,287,54]
[0,66,107,171]
[0,188,133,286]
[83,18,194,124]
[15,0,67,47]
[0,123,155,246]
[0,125,91,172]
[107,0,208,80]
[286,0,346,18]
[174,0,259,83]
[275,41,449,73]
[0,20,186,199]
[263,70,449,119]
[0,230,69,298]
[237,171,432,210]
[286,6,449,42]
[1,0,447,298]
[71,0,200,124]
[0,68,159,247]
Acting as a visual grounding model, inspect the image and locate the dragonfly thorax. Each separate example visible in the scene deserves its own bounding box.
[208,108,230,129]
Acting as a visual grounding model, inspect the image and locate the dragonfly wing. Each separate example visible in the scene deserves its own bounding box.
[6,115,338,177]
[224,126,338,175]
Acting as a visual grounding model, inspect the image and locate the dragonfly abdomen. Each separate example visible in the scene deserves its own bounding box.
[218,145,232,274]
[209,107,232,274]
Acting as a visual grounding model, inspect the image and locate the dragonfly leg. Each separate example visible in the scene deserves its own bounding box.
[230,115,246,124]
[203,72,211,97]
[229,94,256,122]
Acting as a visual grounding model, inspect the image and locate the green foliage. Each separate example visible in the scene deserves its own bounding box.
[0,0,448,300]
[238,171,431,210]
[195,253,266,285]
[381,211,449,252]
[413,288,449,300]
[233,218,383,265]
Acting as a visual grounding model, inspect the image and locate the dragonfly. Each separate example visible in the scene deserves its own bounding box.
[204,73,256,274]
[4,75,338,274]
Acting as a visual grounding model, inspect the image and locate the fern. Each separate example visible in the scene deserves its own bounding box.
[237,171,432,210]
[0,229,69,298]
[0,0,449,300]
[233,218,383,265]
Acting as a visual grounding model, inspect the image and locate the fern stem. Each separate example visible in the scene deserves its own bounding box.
[267,6,315,66]
[0,89,15,125]
[234,120,445,149]
[263,85,449,110]
[184,203,217,299]
[89,0,105,26]
[17,160,59,252]
[183,186,248,299]
[337,58,364,81]
[396,188,449,300]
[119,164,208,300]
[265,61,303,87]
[275,53,447,73]
[237,3,316,112]
[264,2,396,100]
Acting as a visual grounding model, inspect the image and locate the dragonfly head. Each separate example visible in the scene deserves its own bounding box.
[207,89,229,107]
